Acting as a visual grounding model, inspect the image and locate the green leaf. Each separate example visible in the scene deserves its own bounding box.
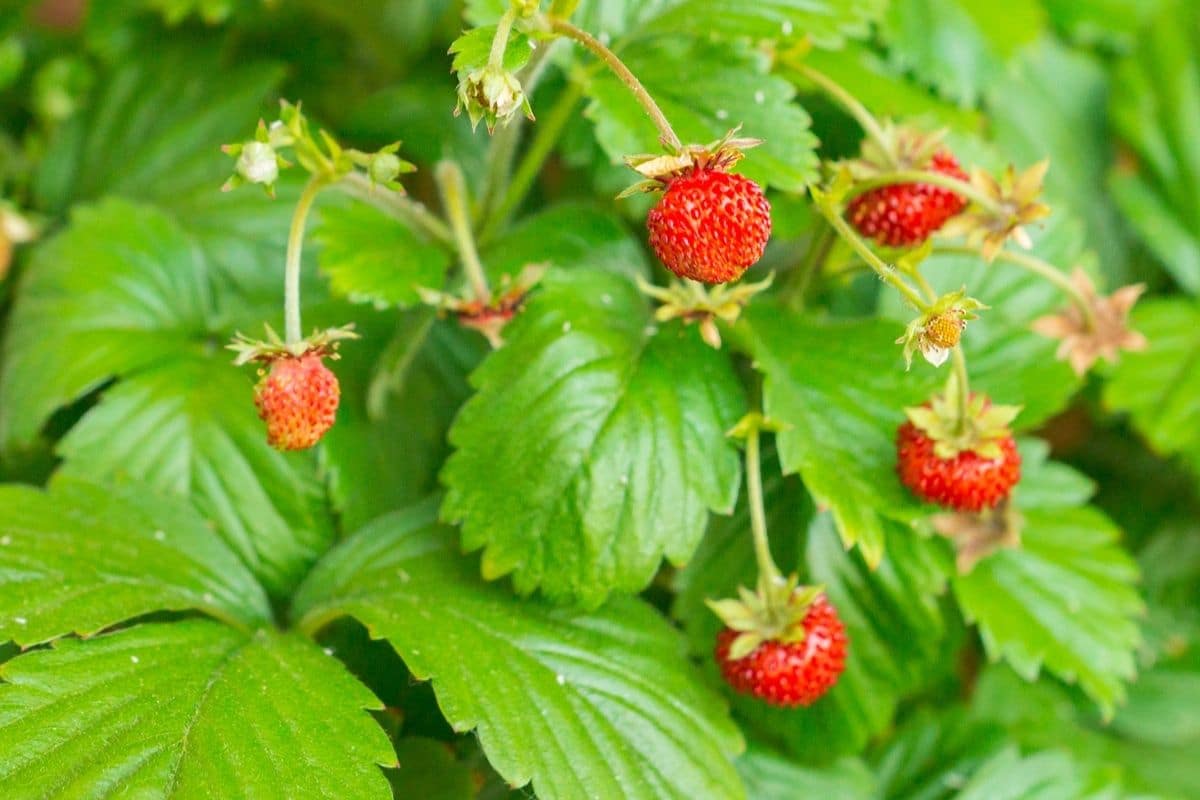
[480,202,649,282]
[441,268,744,606]
[291,502,746,800]
[1103,299,1200,478]
[0,477,270,646]
[955,748,1085,800]
[872,710,1008,800]
[314,200,451,308]
[736,745,874,800]
[0,199,334,598]
[743,303,941,565]
[1042,0,1164,50]
[880,0,1044,107]
[33,46,282,214]
[0,620,393,799]
[641,0,887,49]
[585,38,818,192]
[1109,0,1200,293]
[952,448,1143,717]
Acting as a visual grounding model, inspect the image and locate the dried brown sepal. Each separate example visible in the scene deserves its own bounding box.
[1030,268,1147,375]
[418,263,548,348]
[931,498,1023,574]
[619,126,763,196]
[940,161,1051,261]
[637,273,773,349]
[228,324,359,366]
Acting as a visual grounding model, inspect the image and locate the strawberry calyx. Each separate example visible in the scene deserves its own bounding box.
[619,126,763,197]
[843,122,952,178]
[637,273,773,348]
[904,388,1021,461]
[228,323,358,367]
[940,160,1051,261]
[706,574,824,661]
[418,262,547,348]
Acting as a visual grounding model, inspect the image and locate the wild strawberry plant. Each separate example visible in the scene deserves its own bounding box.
[0,1,1197,798]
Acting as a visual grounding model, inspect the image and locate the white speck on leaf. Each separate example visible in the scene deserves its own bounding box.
[754,90,765,104]
[202,592,215,604]
[396,568,410,583]
[781,20,793,35]
[716,109,729,120]
[153,530,165,541]
[556,673,566,685]
[323,647,335,656]
[601,293,612,304]
[0,535,10,546]
[562,321,572,333]
[14,616,26,626]
[130,655,140,664]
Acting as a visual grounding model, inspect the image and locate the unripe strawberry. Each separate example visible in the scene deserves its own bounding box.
[647,168,771,284]
[896,418,1020,512]
[715,594,847,707]
[847,151,968,247]
[253,353,340,451]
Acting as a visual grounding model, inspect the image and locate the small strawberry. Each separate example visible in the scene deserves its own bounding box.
[897,391,1021,512]
[715,593,847,707]
[623,128,771,284]
[228,325,357,452]
[847,151,967,247]
[254,353,341,451]
[647,168,771,283]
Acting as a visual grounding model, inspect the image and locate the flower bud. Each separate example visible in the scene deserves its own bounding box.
[237,141,279,186]
[368,152,403,185]
[455,65,532,134]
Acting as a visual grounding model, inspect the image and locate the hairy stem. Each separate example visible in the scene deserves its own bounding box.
[284,175,330,344]
[481,78,586,243]
[951,346,971,434]
[745,422,783,586]
[548,17,681,150]
[488,7,518,70]
[814,196,931,312]
[436,161,490,302]
[337,172,454,248]
[791,62,891,160]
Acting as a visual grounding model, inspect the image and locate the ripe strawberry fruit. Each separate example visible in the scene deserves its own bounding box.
[647,168,771,284]
[253,353,341,451]
[847,151,968,247]
[715,594,847,707]
[896,418,1020,512]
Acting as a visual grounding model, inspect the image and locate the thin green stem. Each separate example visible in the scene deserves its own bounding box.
[848,170,1004,217]
[907,268,938,305]
[791,62,891,159]
[814,197,931,312]
[951,346,971,434]
[935,244,1096,328]
[549,18,681,150]
[480,77,585,244]
[745,422,784,586]
[488,7,518,70]
[436,161,490,302]
[783,223,834,311]
[284,175,330,344]
[337,172,454,248]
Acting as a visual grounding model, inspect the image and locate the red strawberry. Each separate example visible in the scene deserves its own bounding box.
[896,418,1020,512]
[715,594,847,707]
[647,168,771,284]
[847,151,968,247]
[253,353,341,451]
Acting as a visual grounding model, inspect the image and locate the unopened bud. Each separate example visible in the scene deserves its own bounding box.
[369,152,403,185]
[237,141,279,186]
[456,65,532,133]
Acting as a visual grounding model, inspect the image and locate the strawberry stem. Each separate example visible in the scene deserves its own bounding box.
[745,420,784,587]
[950,346,971,435]
[487,7,518,72]
[284,174,331,345]
[848,170,1007,219]
[548,18,682,151]
[790,62,893,165]
[813,192,932,313]
[436,160,491,303]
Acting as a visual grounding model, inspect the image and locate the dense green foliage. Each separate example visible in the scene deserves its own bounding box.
[0,1,1197,798]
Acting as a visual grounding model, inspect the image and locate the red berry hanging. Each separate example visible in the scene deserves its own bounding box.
[647,168,771,284]
[254,353,341,451]
[715,593,848,707]
[896,392,1022,512]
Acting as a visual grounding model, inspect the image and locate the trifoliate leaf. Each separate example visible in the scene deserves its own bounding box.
[314,200,451,308]
[0,477,270,646]
[0,620,393,799]
[441,268,743,606]
[448,24,534,76]
[0,199,334,598]
[953,448,1143,717]
[586,38,818,192]
[743,302,942,565]
[1104,299,1200,479]
[291,501,745,800]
